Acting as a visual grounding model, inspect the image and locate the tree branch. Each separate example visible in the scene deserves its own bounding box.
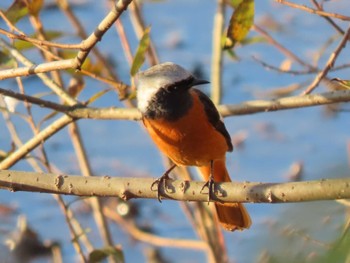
[303,25,350,95]
[0,170,349,203]
[1,88,350,120]
[0,0,132,80]
[275,0,350,21]
[0,115,74,169]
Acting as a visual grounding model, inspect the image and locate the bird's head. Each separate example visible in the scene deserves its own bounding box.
[135,62,209,114]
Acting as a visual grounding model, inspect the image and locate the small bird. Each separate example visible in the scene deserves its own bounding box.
[136,62,251,231]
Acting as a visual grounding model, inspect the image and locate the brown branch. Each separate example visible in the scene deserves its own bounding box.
[1,88,350,120]
[217,90,350,117]
[303,26,350,94]
[0,28,82,49]
[0,170,349,203]
[0,0,132,84]
[253,56,350,75]
[310,0,345,35]
[275,0,350,21]
[74,0,133,70]
[0,115,74,169]
[0,87,77,112]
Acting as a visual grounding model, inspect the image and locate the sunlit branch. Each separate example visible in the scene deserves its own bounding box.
[0,170,349,203]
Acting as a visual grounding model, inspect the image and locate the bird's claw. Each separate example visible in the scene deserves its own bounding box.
[151,164,176,203]
[151,173,169,202]
[200,176,215,204]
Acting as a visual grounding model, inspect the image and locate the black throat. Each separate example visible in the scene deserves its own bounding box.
[143,79,194,121]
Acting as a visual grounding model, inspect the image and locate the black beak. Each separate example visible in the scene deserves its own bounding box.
[191,78,210,86]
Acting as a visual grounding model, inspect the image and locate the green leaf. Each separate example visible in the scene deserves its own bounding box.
[85,88,112,105]
[0,51,16,69]
[28,0,44,17]
[89,246,124,263]
[225,0,255,49]
[4,0,29,24]
[130,26,151,76]
[14,31,64,50]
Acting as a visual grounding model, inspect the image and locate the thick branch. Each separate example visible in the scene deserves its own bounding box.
[0,170,349,203]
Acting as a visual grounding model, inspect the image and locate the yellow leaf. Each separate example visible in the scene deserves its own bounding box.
[225,0,255,49]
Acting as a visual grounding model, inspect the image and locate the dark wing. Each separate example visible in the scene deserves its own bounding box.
[193,89,233,152]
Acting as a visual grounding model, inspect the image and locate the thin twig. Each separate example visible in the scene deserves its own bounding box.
[0,115,74,169]
[253,24,314,69]
[276,0,350,21]
[57,0,122,93]
[0,38,78,105]
[211,0,225,105]
[0,28,83,49]
[0,87,76,112]
[103,206,211,252]
[115,20,134,65]
[303,26,350,94]
[253,56,350,75]
[68,123,116,260]
[310,0,345,35]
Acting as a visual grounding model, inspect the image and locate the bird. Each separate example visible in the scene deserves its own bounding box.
[135,62,251,231]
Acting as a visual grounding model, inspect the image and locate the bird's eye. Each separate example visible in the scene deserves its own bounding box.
[166,85,178,92]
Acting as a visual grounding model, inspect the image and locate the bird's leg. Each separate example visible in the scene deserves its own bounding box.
[151,164,177,202]
[200,160,215,203]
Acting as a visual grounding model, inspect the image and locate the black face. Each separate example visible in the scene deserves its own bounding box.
[144,83,193,120]
[143,75,210,120]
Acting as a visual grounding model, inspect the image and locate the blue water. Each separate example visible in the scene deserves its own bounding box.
[0,0,349,262]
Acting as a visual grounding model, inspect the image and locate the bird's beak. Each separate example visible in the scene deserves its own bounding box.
[191,78,210,86]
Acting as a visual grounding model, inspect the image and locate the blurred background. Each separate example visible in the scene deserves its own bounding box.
[0,0,349,262]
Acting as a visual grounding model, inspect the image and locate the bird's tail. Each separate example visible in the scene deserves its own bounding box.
[198,159,251,231]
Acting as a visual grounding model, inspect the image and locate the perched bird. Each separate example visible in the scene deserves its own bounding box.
[136,62,251,231]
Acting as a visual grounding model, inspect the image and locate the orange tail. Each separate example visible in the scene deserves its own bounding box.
[198,159,251,231]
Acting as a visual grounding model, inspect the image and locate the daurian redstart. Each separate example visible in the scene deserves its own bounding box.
[136,62,251,231]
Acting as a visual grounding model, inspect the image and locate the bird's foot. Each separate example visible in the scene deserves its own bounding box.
[200,175,215,204]
[151,164,176,202]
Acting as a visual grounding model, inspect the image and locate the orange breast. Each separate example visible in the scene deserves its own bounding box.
[143,90,229,166]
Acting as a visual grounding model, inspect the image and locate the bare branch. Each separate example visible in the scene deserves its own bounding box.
[1,88,350,120]
[217,90,350,117]
[0,56,77,80]
[0,28,83,49]
[0,170,349,203]
[75,0,133,70]
[276,0,350,21]
[303,26,350,94]
[0,115,74,169]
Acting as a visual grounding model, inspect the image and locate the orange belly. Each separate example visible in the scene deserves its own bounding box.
[143,91,229,166]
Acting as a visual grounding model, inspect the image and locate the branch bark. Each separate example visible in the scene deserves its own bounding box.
[1,88,350,120]
[1,170,349,203]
